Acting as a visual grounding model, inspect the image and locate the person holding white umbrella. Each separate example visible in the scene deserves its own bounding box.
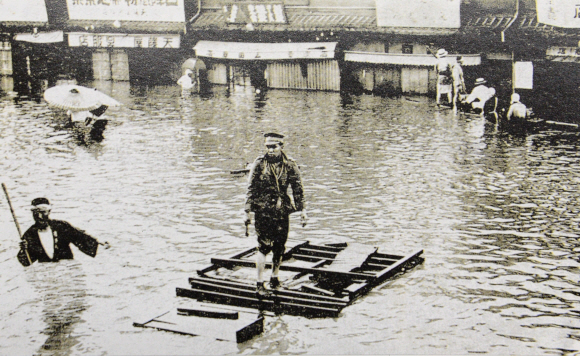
[44,84,120,124]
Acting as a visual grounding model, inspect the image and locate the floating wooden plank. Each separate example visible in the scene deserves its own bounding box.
[134,309,263,343]
[176,307,239,320]
[320,243,377,272]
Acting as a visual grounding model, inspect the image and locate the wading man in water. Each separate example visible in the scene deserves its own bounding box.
[17,198,109,266]
[244,133,307,296]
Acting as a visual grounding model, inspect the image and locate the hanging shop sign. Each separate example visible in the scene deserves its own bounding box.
[193,41,336,60]
[513,61,533,89]
[537,0,580,28]
[15,31,64,43]
[0,0,48,23]
[224,2,286,24]
[546,46,580,62]
[547,46,580,57]
[68,32,180,48]
[66,0,185,23]
[375,0,460,28]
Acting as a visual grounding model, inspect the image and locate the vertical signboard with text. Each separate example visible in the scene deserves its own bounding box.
[66,0,185,23]
[537,0,580,28]
[375,0,460,28]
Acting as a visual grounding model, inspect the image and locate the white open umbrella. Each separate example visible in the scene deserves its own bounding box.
[44,85,121,111]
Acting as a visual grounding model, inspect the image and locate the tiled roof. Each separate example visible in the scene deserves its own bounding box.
[190,10,457,35]
[67,20,185,33]
[462,12,580,38]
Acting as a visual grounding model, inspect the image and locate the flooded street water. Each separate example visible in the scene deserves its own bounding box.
[1,82,580,355]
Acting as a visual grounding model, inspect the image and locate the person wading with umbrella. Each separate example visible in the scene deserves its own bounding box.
[44,85,120,125]
[44,85,121,140]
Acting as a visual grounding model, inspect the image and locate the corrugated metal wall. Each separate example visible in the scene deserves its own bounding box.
[208,63,228,84]
[111,50,129,81]
[92,50,112,80]
[267,60,340,91]
[0,41,12,76]
[401,67,429,94]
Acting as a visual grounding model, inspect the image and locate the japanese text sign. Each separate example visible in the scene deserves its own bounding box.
[537,0,580,28]
[224,2,286,24]
[68,32,180,48]
[376,0,460,28]
[66,0,185,22]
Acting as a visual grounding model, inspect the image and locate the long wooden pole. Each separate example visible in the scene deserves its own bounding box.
[2,183,32,264]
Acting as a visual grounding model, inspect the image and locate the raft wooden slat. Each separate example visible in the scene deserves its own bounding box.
[189,276,349,303]
[197,246,257,275]
[176,307,239,320]
[177,287,341,318]
[188,279,348,309]
[295,248,338,258]
[348,249,424,299]
[211,257,375,280]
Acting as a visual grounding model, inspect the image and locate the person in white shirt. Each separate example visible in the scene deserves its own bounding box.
[17,198,109,266]
[460,78,496,115]
[177,69,195,92]
[506,93,528,121]
[435,49,452,106]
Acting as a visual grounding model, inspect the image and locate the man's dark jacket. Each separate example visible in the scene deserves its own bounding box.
[17,219,98,266]
[245,152,304,216]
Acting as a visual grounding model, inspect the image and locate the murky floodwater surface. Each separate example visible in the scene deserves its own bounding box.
[1,83,580,355]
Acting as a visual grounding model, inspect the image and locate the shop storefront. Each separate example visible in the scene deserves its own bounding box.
[0,0,52,94]
[193,40,339,91]
[63,0,187,83]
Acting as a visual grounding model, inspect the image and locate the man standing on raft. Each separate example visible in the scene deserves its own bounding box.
[244,132,307,296]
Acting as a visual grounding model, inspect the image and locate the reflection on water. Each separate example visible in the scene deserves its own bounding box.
[1,83,580,355]
[28,262,87,355]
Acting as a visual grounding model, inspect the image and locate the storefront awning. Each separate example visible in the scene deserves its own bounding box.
[15,31,63,43]
[193,41,337,60]
[0,0,48,26]
[344,52,481,66]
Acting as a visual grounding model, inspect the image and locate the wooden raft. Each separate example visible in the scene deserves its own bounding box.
[176,241,424,318]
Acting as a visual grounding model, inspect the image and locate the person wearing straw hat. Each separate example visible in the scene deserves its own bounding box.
[460,78,496,114]
[17,198,109,267]
[435,48,453,106]
[244,132,307,296]
[506,93,528,121]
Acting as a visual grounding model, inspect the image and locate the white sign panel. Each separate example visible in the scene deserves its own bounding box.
[68,32,180,48]
[66,0,185,22]
[514,61,533,90]
[376,0,460,28]
[193,41,336,60]
[0,0,48,22]
[224,3,287,24]
[546,46,580,57]
[537,0,580,28]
